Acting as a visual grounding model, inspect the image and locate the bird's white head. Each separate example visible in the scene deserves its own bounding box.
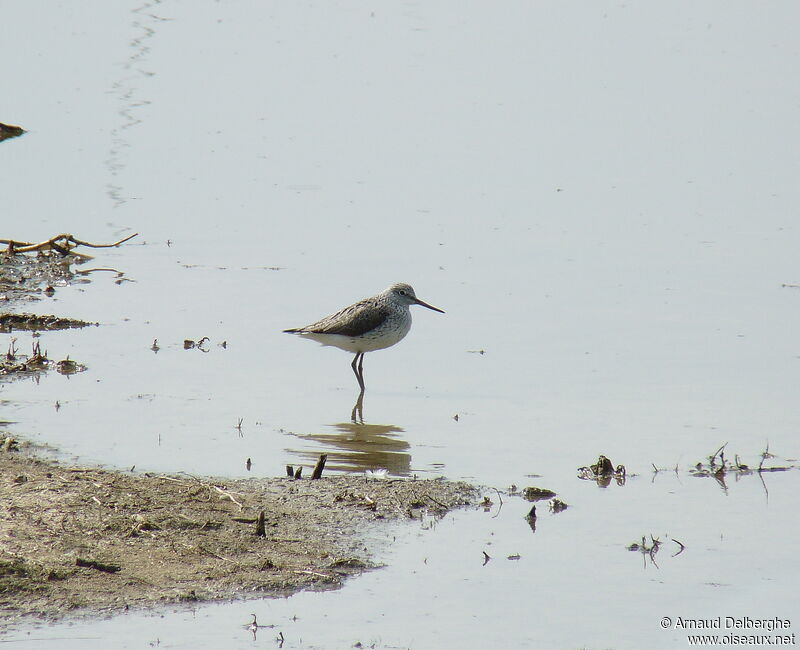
[385,283,445,313]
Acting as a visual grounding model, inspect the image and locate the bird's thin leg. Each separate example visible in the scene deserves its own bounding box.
[351,352,365,393]
[358,353,365,389]
[351,391,364,424]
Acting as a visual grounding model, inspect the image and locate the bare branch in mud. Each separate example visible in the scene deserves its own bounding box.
[2,232,139,257]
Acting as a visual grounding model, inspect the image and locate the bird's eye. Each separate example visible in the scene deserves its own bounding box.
[399,290,406,295]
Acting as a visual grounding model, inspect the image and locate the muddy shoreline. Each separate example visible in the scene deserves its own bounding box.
[0,245,481,625]
[0,444,479,624]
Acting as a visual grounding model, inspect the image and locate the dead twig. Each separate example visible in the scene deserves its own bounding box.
[758,442,775,472]
[211,485,244,510]
[491,488,503,519]
[2,233,138,256]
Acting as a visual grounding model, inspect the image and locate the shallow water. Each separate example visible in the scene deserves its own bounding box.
[2,0,799,647]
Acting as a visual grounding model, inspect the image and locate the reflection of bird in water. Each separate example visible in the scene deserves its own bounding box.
[290,421,411,476]
[284,283,444,394]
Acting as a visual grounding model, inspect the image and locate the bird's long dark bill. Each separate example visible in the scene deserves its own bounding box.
[414,297,445,313]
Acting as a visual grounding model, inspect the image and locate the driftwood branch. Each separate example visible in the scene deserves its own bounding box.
[2,232,138,257]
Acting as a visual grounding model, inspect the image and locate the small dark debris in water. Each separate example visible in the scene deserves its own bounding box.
[2,340,51,376]
[286,465,294,478]
[482,551,491,565]
[525,505,537,532]
[507,554,521,561]
[56,356,87,376]
[43,285,55,296]
[150,339,160,353]
[453,413,459,421]
[0,313,96,333]
[522,486,556,501]
[467,349,486,355]
[627,535,686,567]
[293,466,303,480]
[577,455,627,486]
[627,535,661,567]
[549,498,568,513]
[184,336,210,351]
[219,340,227,349]
[246,458,252,471]
[481,495,493,510]
[0,122,25,142]
[685,442,795,492]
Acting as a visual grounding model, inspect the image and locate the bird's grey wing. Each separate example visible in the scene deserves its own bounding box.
[299,299,391,337]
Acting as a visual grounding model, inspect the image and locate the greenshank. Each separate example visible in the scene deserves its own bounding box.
[283,282,444,393]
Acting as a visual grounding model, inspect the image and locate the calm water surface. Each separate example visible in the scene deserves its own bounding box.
[2,1,799,648]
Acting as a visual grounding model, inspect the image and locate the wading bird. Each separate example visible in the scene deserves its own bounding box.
[283,282,444,393]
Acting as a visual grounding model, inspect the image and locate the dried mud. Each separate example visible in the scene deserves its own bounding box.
[0,446,478,624]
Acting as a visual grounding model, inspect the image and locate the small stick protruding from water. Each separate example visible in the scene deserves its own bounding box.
[293,466,302,480]
[311,454,327,480]
[525,505,537,533]
[286,465,294,478]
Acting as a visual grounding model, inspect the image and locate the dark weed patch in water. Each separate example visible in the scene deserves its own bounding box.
[0,339,86,381]
[577,454,627,487]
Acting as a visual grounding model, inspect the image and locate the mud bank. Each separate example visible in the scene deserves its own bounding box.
[0,446,478,623]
